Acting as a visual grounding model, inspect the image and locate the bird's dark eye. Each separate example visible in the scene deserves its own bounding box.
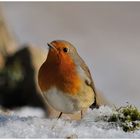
[63,47,69,53]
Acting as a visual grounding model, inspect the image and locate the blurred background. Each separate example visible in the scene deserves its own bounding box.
[0,2,140,114]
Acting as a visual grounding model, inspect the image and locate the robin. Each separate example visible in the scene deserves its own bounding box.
[38,40,98,119]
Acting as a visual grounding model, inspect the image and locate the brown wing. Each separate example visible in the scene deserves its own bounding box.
[68,42,99,108]
[78,54,99,109]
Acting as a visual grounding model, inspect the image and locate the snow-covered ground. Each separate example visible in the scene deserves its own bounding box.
[0,106,140,138]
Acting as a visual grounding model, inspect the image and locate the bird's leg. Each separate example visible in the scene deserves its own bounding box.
[81,110,83,119]
[58,112,63,119]
[51,112,63,130]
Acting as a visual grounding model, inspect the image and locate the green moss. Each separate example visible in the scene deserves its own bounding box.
[107,105,140,132]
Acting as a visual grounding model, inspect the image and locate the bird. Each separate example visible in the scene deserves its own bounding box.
[38,40,98,119]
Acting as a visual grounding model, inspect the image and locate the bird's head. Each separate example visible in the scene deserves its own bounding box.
[47,40,79,66]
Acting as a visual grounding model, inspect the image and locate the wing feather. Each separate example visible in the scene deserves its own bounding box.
[77,54,99,109]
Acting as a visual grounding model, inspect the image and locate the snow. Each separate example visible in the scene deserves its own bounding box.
[0,106,140,138]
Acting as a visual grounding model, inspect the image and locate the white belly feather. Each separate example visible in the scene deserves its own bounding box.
[43,85,94,114]
[43,87,78,113]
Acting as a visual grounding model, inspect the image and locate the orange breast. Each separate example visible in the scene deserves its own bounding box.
[38,54,81,95]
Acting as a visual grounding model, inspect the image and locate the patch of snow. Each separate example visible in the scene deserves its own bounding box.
[0,106,140,138]
[11,107,45,118]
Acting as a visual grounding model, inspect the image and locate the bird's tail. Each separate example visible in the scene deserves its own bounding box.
[90,89,110,109]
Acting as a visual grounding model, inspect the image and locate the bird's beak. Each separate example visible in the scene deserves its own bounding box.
[47,43,58,52]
